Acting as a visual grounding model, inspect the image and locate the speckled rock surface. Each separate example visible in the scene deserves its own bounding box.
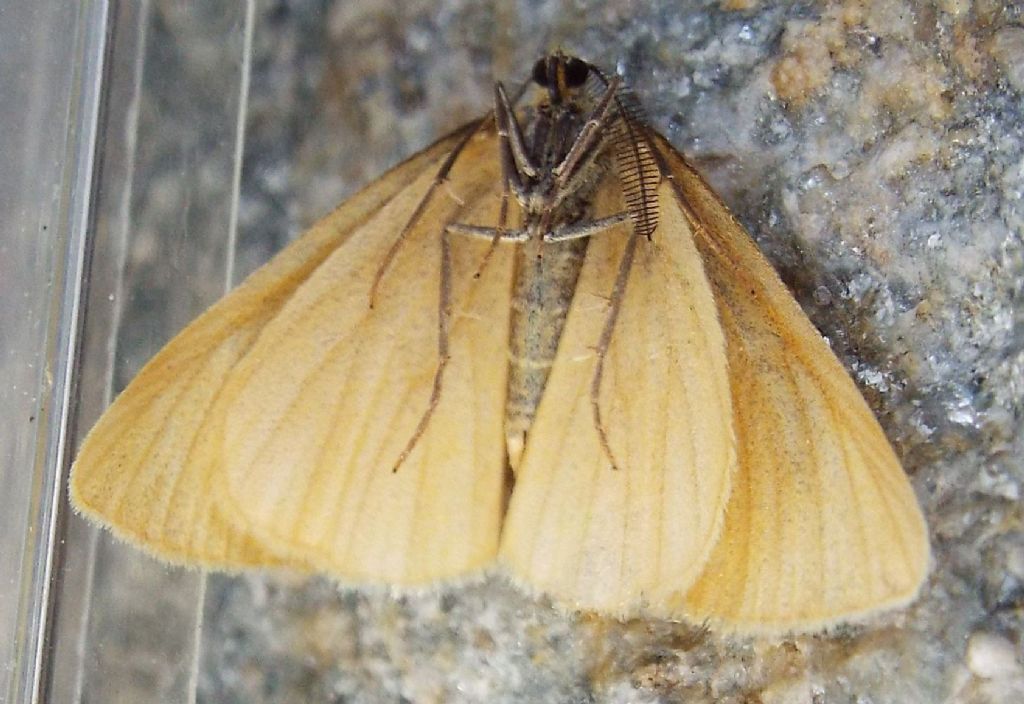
[66,1,1023,702]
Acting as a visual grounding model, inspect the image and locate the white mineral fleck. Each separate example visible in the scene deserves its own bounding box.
[966,632,1022,680]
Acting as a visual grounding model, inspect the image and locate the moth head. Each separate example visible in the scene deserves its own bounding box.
[531,53,591,106]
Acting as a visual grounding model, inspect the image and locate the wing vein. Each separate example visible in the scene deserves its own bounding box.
[115,362,209,523]
[292,329,372,549]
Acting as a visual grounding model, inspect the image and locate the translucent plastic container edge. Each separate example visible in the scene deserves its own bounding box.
[7,1,112,702]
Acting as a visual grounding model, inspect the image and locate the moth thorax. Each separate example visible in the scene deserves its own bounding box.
[519,103,616,217]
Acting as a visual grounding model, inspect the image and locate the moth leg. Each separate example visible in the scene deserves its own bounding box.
[370,118,487,307]
[590,229,641,471]
[495,82,538,183]
[447,223,529,242]
[543,213,630,242]
[552,77,622,193]
[390,226,455,473]
[390,78,540,469]
[469,83,536,280]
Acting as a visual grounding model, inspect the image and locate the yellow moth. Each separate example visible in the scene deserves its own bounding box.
[71,53,928,634]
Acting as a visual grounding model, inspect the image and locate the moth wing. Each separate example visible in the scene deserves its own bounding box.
[69,128,476,568]
[652,134,929,632]
[499,178,737,616]
[215,128,515,586]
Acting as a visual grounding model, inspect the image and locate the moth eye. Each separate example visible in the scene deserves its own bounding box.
[563,57,590,87]
[532,58,550,87]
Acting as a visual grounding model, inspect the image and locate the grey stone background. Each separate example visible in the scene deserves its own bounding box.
[60,1,1023,702]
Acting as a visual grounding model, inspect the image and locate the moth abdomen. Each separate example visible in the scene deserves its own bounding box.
[506,236,589,469]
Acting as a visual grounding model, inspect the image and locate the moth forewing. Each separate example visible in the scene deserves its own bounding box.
[68,131,474,568]
[214,132,517,585]
[498,171,736,617]
[649,134,929,631]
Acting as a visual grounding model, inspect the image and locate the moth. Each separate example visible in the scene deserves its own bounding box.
[71,53,929,634]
